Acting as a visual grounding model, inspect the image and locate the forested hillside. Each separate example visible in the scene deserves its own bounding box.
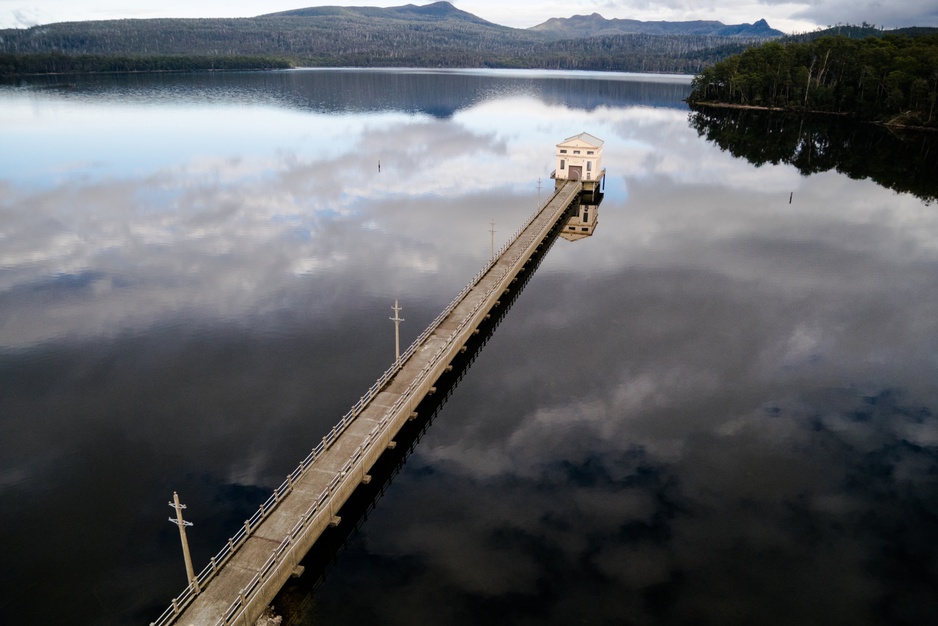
[688,33,938,126]
[0,2,778,75]
[782,23,938,44]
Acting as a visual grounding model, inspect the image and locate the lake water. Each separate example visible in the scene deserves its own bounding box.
[1,69,937,625]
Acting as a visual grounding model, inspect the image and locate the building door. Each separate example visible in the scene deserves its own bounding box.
[568,166,582,180]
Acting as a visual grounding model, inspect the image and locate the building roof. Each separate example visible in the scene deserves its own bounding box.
[559,132,604,148]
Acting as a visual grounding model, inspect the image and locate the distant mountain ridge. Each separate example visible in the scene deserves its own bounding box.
[0,1,784,75]
[262,1,499,27]
[530,13,783,39]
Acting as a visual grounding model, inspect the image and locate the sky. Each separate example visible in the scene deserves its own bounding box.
[1,0,936,34]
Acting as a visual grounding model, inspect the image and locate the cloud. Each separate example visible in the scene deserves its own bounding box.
[784,0,938,28]
[10,8,42,27]
[5,67,938,625]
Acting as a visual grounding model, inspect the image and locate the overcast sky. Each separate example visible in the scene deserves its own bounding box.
[1,0,936,34]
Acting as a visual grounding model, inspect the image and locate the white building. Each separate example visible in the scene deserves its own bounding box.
[554,132,604,185]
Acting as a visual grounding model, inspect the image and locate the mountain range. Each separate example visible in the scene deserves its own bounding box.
[259,3,784,38]
[529,13,783,38]
[0,2,784,75]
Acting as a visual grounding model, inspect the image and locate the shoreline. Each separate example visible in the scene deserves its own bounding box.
[687,100,937,132]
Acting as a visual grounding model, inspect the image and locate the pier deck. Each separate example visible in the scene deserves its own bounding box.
[154,179,586,626]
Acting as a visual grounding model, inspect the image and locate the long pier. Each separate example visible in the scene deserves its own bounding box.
[152,178,590,626]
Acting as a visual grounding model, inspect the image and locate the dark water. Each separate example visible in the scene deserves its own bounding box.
[1,69,937,625]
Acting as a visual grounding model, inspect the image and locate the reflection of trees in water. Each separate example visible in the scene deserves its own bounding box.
[19,70,691,118]
[689,105,938,204]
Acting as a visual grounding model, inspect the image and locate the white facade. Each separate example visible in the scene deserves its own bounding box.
[554,132,604,182]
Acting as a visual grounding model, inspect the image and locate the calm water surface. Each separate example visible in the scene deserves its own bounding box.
[1,69,937,625]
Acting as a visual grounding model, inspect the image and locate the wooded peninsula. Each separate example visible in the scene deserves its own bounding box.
[687,33,938,127]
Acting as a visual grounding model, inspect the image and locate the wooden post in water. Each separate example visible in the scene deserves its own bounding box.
[169,492,199,593]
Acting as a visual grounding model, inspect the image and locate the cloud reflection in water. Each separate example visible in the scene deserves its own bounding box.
[1,70,937,625]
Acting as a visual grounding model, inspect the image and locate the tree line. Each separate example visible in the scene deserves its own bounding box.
[0,13,774,76]
[0,34,761,76]
[0,52,291,75]
[688,33,938,126]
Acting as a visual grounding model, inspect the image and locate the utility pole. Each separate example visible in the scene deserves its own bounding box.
[390,299,404,364]
[537,177,542,208]
[489,219,496,261]
[168,492,199,593]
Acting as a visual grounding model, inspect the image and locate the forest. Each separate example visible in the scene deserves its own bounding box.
[0,4,772,76]
[3,5,937,89]
[687,33,938,127]
[0,53,290,75]
[0,35,756,76]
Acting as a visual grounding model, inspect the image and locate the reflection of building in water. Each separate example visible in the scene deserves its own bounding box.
[552,132,605,197]
[561,196,602,241]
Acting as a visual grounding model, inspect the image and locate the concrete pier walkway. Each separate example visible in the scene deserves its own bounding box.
[152,179,587,626]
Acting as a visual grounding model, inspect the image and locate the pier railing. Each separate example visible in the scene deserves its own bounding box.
[150,181,580,626]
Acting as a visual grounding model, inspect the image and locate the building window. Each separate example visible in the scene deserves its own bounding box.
[587,151,594,155]
[586,161,592,171]
[560,149,567,154]
[582,227,589,232]
[583,211,589,222]
[573,150,581,154]
[560,159,565,169]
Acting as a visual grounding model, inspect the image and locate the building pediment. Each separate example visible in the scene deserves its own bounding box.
[557,132,604,150]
